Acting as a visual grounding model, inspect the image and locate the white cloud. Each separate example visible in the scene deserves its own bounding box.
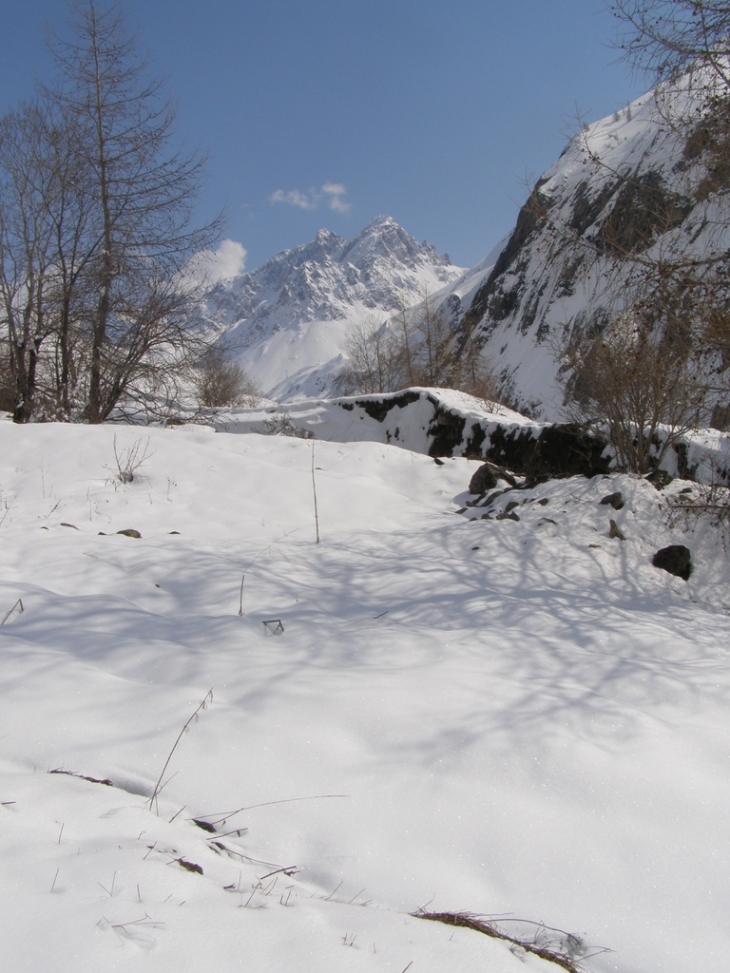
[322,182,352,213]
[270,183,351,214]
[183,238,247,287]
[269,188,318,210]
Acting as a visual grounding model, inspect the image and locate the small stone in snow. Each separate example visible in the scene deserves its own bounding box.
[600,492,624,510]
[609,519,625,540]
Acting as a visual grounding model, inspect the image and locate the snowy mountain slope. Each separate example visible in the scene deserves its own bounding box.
[192,85,729,418]
[2,421,730,972]
[192,216,464,400]
[446,84,730,418]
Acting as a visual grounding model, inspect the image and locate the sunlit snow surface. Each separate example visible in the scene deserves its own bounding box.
[1,420,730,972]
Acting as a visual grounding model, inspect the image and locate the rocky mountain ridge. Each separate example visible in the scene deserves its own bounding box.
[193,215,464,400]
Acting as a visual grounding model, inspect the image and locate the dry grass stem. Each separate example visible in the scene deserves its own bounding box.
[413,910,607,973]
[148,690,213,813]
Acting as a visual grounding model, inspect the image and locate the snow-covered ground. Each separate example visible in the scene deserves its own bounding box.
[1,419,730,972]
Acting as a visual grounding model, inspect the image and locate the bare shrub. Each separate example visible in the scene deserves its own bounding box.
[106,435,152,484]
[668,479,730,534]
[194,347,261,408]
[263,411,313,438]
[561,301,712,473]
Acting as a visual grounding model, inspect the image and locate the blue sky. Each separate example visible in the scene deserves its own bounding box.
[1,0,647,273]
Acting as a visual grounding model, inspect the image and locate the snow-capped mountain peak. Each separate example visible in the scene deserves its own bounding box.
[193,217,464,400]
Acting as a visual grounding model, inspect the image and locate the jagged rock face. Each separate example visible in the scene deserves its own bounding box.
[447,86,730,419]
[192,216,463,400]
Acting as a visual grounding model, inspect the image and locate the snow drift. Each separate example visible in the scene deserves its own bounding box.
[1,418,730,972]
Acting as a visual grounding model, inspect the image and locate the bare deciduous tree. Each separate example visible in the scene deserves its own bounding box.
[0,104,63,421]
[341,315,405,394]
[0,337,14,412]
[512,1,730,471]
[607,0,730,367]
[45,0,220,423]
[342,290,501,404]
[610,1,730,90]
[562,304,712,472]
[0,1,221,424]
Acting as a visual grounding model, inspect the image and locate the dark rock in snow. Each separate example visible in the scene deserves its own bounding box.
[117,528,142,538]
[609,519,625,540]
[468,461,516,495]
[427,405,466,457]
[480,488,508,508]
[464,422,487,456]
[646,469,674,490]
[353,390,421,423]
[652,545,692,580]
[485,423,611,480]
[600,491,625,510]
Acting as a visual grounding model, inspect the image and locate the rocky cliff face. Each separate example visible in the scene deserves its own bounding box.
[192,216,464,400]
[447,84,730,419]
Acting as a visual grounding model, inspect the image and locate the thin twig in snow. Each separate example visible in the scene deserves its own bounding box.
[148,690,213,814]
[195,793,347,827]
[322,880,343,901]
[312,441,320,543]
[237,528,300,615]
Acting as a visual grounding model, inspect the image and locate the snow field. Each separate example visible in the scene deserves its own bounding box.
[1,421,730,972]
